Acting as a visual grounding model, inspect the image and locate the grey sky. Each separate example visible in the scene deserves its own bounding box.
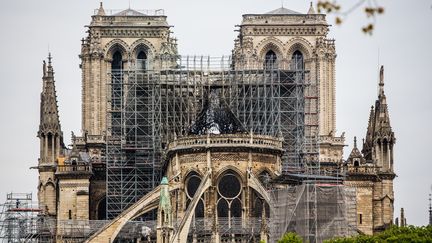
[0,0,430,226]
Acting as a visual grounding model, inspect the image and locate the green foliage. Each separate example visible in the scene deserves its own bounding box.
[325,225,432,243]
[277,232,303,243]
[317,0,385,35]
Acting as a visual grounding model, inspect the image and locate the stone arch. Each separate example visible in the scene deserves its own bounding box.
[38,182,44,190]
[215,166,246,185]
[255,168,276,179]
[250,187,270,218]
[104,39,129,60]
[255,169,274,189]
[45,180,56,188]
[256,37,285,60]
[130,39,156,58]
[95,196,107,220]
[184,170,202,199]
[183,168,204,181]
[285,37,313,59]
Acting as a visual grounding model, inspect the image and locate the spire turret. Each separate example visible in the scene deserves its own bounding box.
[379,65,385,97]
[96,2,105,16]
[307,2,316,14]
[374,66,391,132]
[362,106,375,160]
[38,53,64,165]
[362,65,395,172]
[347,136,365,165]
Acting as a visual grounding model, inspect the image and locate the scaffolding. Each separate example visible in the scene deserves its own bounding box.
[269,182,358,243]
[105,56,317,219]
[0,193,54,242]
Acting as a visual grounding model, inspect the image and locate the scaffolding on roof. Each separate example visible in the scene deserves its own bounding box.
[105,55,319,219]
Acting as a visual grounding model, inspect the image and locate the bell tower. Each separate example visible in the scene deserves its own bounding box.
[80,2,177,136]
[232,4,344,167]
[37,53,64,216]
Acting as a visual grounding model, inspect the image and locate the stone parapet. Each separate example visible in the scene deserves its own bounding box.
[167,134,283,154]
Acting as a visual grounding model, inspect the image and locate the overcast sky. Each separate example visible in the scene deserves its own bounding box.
[0,0,431,226]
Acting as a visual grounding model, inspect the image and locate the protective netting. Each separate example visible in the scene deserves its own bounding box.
[269,183,357,243]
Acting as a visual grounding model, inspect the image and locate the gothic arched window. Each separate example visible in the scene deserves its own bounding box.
[111,51,123,71]
[291,50,304,70]
[217,171,242,225]
[97,197,107,220]
[264,50,277,69]
[185,172,205,218]
[111,51,123,136]
[137,51,147,70]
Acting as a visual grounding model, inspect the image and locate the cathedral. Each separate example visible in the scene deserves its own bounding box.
[35,3,396,242]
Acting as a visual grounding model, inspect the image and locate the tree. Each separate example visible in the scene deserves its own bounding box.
[277,232,303,243]
[317,0,385,35]
[324,225,432,243]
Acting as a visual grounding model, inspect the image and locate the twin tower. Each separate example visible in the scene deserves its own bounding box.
[36,2,395,239]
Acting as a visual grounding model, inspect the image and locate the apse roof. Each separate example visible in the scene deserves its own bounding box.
[265,7,302,15]
[188,88,247,136]
[113,8,146,16]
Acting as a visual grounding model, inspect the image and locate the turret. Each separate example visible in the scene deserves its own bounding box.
[38,53,64,164]
[156,177,173,243]
[37,53,64,216]
[362,65,395,172]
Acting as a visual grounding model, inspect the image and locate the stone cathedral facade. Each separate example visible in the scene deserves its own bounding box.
[36,3,396,241]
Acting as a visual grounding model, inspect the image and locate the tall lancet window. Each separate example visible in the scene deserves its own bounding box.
[112,51,123,71]
[137,51,147,70]
[291,50,304,70]
[264,50,277,69]
[111,51,123,136]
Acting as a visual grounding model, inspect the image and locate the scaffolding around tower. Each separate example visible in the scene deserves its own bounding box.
[105,55,318,219]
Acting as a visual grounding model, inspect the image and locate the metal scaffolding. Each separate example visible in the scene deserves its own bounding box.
[269,182,358,242]
[105,56,317,219]
[0,193,54,242]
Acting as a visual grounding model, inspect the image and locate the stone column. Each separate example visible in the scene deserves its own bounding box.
[56,135,60,158]
[44,136,48,163]
[51,135,55,163]
[40,135,44,163]
[387,145,391,171]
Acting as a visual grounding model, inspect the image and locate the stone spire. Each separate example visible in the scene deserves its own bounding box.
[38,53,64,164]
[307,2,316,14]
[429,194,432,226]
[374,65,392,133]
[37,53,64,217]
[362,65,395,171]
[96,2,105,16]
[347,136,365,166]
[362,106,375,160]
[400,208,406,227]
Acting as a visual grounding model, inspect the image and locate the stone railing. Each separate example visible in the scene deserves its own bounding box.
[345,166,377,174]
[319,135,345,145]
[86,135,105,144]
[168,134,283,152]
[56,165,92,173]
